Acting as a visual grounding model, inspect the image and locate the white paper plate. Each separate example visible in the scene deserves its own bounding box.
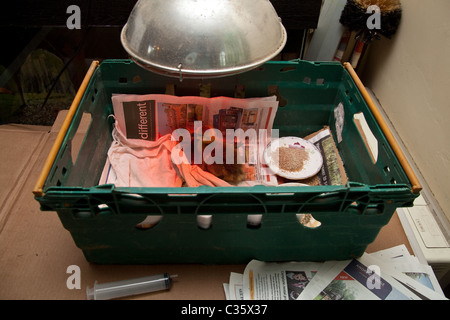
[278,182,309,187]
[264,137,323,180]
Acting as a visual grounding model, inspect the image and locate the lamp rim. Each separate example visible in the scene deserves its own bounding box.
[120,22,287,79]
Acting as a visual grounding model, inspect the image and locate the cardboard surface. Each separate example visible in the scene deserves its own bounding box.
[0,124,51,232]
[0,112,413,300]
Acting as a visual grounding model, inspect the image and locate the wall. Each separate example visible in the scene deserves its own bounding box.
[362,0,450,223]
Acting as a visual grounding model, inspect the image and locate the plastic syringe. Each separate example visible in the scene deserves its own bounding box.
[86,273,177,300]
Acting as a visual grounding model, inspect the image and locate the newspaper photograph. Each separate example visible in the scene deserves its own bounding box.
[242,260,323,300]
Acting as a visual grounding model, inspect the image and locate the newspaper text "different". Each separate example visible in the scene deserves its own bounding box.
[137,102,150,140]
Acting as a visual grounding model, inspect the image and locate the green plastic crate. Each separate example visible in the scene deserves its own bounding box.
[33,59,421,264]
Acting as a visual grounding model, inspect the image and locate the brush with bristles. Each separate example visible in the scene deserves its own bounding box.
[339,0,402,43]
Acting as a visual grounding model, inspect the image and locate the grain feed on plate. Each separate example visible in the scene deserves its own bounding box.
[277,146,309,172]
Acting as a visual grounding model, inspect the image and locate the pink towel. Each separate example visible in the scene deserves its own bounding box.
[107,126,231,188]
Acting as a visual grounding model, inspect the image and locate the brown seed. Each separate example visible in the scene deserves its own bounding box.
[276,147,309,172]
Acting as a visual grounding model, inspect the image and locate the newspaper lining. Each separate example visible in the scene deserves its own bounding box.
[111,94,279,142]
[100,94,280,186]
[226,245,447,300]
[99,94,349,188]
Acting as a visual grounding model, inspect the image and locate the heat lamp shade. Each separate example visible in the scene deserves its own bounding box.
[120,0,287,78]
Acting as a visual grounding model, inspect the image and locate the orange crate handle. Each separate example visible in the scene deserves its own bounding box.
[33,60,100,197]
[344,62,422,194]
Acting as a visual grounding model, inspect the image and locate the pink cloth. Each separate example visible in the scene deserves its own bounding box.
[107,127,231,188]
